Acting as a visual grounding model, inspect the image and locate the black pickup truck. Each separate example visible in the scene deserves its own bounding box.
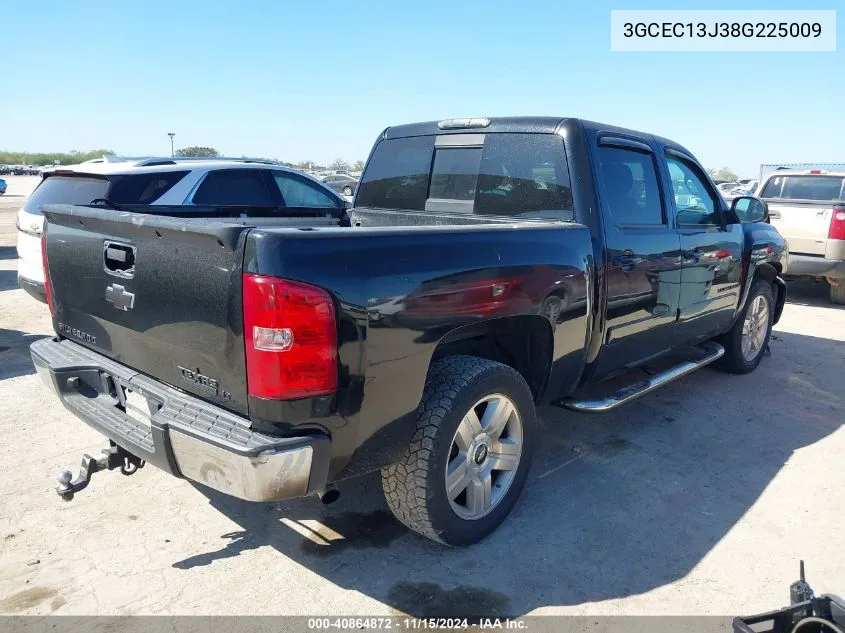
[32,117,786,545]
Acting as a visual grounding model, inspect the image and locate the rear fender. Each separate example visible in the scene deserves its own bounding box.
[772,276,786,324]
[735,261,785,326]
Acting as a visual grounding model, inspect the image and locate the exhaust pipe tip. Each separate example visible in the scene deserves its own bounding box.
[317,485,340,505]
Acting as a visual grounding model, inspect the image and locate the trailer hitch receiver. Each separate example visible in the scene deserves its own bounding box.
[57,445,145,501]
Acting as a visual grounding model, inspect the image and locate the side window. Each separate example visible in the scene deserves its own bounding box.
[192,169,275,206]
[107,171,190,204]
[598,146,664,225]
[273,173,339,208]
[666,158,721,226]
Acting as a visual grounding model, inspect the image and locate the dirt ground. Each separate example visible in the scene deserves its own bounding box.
[0,174,843,618]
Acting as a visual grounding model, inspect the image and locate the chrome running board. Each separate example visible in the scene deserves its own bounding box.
[556,342,725,413]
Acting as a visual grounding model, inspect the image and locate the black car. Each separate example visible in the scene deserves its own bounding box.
[322,173,358,196]
[35,116,786,546]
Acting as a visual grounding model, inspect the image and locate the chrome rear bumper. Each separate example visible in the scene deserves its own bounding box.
[30,337,330,502]
[785,255,845,279]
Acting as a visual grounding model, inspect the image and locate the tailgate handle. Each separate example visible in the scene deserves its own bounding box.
[103,241,136,278]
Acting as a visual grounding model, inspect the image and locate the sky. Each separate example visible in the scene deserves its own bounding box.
[1,0,842,177]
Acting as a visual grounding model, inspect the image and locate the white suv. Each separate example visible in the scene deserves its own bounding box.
[756,169,845,304]
[16,158,345,302]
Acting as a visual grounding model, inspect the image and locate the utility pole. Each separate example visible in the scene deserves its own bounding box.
[168,132,175,157]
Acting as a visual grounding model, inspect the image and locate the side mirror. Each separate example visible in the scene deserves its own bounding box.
[731,196,768,224]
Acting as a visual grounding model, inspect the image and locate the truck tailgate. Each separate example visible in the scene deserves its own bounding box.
[767,200,832,256]
[42,204,251,415]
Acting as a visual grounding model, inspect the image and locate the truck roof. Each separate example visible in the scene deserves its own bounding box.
[382,116,695,158]
[761,168,845,178]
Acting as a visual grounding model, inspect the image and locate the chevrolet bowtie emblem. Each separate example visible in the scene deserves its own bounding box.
[105,284,135,311]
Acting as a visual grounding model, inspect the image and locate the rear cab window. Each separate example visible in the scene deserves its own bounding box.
[760,175,845,201]
[356,133,574,221]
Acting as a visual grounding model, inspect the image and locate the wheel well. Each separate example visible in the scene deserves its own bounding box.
[543,288,568,303]
[756,262,781,282]
[755,262,785,324]
[430,316,554,401]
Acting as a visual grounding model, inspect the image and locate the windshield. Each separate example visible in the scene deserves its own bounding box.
[356,133,575,221]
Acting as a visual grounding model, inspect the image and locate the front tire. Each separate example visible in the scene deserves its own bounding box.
[381,356,537,546]
[342,186,354,196]
[715,278,774,374]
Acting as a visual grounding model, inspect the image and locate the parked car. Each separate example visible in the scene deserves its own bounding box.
[0,178,6,195]
[15,158,346,302]
[34,116,785,546]
[0,165,11,175]
[728,179,758,197]
[756,169,845,303]
[322,173,358,196]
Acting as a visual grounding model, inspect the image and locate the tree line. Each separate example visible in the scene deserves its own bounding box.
[1,146,367,173]
[0,149,115,166]
[2,146,736,181]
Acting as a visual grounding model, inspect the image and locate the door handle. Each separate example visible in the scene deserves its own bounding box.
[683,247,702,262]
[614,249,642,272]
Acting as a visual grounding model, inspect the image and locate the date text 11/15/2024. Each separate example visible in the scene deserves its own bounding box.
[307,617,528,630]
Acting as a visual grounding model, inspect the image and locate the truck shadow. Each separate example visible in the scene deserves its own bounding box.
[0,246,17,261]
[785,277,844,310]
[0,269,18,292]
[175,329,844,618]
[0,329,43,380]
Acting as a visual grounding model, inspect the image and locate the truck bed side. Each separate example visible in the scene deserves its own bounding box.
[244,222,592,477]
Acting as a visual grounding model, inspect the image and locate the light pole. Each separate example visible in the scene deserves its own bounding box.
[168,132,175,157]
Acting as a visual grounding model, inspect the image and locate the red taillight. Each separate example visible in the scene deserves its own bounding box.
[242,274,337,400]
[41,232,56,317]
[830,205,845,240]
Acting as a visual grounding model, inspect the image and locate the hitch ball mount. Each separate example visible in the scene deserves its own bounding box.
[57,444,145,501]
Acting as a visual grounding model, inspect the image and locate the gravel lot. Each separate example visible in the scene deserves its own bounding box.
[0,174,843,618]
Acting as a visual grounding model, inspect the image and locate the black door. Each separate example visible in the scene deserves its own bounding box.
[661,152,743,344]
[592,139,682,377]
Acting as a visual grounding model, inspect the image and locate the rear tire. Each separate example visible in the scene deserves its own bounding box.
[830,281,845,305]
[715,278,774,374]
[342,186,354,196]
[381,356,536,546]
